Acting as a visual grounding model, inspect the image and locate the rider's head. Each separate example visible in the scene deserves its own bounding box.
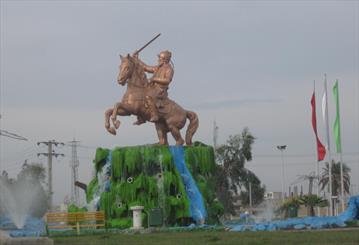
[158,50,171,65]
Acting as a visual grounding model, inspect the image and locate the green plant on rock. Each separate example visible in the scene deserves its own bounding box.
[107,218,132,229]
[279,197,301,218]
[86,178,98,203]
[100,191,115,218]
[184,144,215,177]
[94,148,110,172]
[299,194,328,217]
[68,204,87,213]
[111,148,126,180]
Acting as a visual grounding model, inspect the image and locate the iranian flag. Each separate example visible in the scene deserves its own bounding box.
[311,91,326,161]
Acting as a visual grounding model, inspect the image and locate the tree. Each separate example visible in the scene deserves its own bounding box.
[299,194,328,216]
[215,127,265,215]
[239,170,266,207]
[319,160,351,196]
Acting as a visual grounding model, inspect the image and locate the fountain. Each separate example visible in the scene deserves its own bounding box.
[0,173,53,244]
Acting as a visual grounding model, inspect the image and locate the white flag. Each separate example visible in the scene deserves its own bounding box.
[322,78,330,151]
[322,90,326,124]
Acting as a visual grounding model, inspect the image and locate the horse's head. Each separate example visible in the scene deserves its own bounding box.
[117,54,136,85]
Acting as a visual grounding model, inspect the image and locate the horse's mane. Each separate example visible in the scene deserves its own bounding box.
[128,57,147,86]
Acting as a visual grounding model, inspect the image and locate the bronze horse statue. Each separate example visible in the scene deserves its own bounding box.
[104,54,198,145]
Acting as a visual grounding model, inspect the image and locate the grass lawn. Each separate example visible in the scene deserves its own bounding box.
[53,229,359,245]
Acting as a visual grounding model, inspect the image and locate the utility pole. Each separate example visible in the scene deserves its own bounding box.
[68,139,80,205]
[37,140,64,208]
[277,145,287,203]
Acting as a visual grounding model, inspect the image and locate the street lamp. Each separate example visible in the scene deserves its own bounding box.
[277,145,287,202]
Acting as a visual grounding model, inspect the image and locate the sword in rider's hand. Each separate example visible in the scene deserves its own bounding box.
[133,33,161,57]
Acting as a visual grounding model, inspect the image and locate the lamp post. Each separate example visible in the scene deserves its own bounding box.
[277,145,287,202]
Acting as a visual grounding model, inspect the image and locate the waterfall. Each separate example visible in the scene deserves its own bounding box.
[169,146,207,224]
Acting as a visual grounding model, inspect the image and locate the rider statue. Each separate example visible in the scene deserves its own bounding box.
[133,50,174,125]
[105,34,199,145]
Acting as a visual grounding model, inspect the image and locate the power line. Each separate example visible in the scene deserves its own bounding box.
[64,143,97,150]
[0,130,28,141]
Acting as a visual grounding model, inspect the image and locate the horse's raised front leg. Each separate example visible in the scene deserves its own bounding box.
[112,103,132,135]
[105,108,117,135]
[111,102,122,129]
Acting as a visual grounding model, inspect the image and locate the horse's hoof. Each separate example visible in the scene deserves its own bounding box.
[114,121,121,129]
[107,127,117,135]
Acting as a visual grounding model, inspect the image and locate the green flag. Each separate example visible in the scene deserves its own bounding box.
[333,80,342,153]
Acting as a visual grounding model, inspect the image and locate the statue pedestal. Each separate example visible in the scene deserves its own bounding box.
[90,144,219,229]
[130,206,144,229]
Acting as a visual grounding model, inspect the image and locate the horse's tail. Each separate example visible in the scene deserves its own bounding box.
[185,111,199,145]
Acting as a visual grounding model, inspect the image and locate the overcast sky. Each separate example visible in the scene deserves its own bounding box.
[0,1,358,205]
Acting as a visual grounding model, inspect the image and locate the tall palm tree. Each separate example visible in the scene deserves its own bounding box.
[319,160,351,196]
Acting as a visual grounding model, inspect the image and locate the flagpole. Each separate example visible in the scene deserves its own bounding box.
[333,79,345,212]
[323,74,333,216]
[339,152,345,212]
[313,80,321,216]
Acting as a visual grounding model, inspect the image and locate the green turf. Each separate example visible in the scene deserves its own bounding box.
[53,229,359,245]
[86,144,222,229]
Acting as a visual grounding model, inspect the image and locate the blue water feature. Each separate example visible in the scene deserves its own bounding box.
[169,146,207,223]
[228,195,359,231]
[0,216,46,237]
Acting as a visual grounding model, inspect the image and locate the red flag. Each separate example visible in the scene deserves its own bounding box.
[311,92,326,161]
